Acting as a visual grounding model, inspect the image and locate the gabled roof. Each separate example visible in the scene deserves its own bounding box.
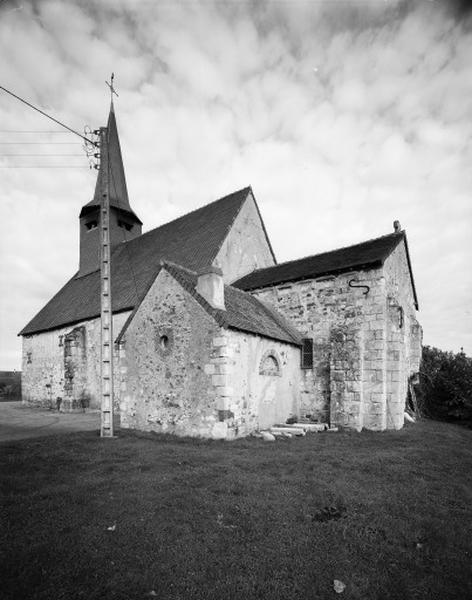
[80,105,141,224]
[20,187,254,336]
[117,261,302,346]
[234,231,419,309]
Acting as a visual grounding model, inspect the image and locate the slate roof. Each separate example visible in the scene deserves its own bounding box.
[234,231,419,309]
[80,105,141,223]
[20,187,255,336]
[117,261,302,346]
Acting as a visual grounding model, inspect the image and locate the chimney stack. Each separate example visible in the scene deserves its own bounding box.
[196,265,225,310]
[393,220,401,233]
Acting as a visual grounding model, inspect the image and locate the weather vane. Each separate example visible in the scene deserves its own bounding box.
[105,72,119,104]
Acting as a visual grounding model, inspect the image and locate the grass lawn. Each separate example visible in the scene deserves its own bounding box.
[1,420,471,600]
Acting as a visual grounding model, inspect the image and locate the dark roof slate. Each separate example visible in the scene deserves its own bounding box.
[80,106,141,223]
[20,187,252,336]
[153,262,302,346]
[234,231,418,309]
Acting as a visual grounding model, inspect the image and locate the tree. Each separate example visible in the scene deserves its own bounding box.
[418,345,472,422]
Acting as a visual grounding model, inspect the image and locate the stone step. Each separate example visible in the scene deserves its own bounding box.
[257,423,335,441]
[274,422,329,433]
[288,422,329,432]
[271,430,292,438]
[270,426,306,436]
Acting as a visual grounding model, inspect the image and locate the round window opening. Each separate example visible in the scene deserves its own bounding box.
[160,335,169,350]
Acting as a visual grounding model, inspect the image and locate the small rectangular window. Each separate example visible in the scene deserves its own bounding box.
[301,338,313,369]
[85,220,97,231]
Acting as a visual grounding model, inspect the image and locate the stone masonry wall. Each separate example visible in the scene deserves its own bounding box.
[119,269,227,438]
[251,268,389,430]
[212,330,300,438]
[22,311,130,411]
[383,242,422,429]
[216,192,275,284]
[117,268,300,439]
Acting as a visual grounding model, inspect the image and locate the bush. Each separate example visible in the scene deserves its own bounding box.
[418,345,472,422]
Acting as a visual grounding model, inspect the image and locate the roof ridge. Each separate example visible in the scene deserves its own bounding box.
[123,186,251,248]
[245,230,405,276]
[159,259,198,276]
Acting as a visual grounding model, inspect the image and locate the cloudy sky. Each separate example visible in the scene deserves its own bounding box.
[0,0,471,370]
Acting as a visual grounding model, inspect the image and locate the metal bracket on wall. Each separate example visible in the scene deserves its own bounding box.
[348,278,370,296]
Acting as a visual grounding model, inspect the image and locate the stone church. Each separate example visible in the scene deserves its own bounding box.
[20,106,422,438]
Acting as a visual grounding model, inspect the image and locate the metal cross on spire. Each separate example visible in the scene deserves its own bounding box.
[105,72,119,105]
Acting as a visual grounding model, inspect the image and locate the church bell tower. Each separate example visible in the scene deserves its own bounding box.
[77,105,142,278]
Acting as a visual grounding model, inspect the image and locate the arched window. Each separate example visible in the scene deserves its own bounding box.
[259,351,280,376]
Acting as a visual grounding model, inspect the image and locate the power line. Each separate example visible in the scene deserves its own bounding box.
[0,154,85,156]
[0,84,96,145]
[0,130,72,133]
[0,165,89,169]
[0,142,82,145]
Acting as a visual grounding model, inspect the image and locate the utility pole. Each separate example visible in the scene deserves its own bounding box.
[99,123,114,437]
[0,80,118,437]
[100,73,119,438]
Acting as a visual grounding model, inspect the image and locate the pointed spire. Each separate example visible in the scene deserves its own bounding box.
[94,106,128,212]
[78,100,142,277]
[79,104,142,224]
